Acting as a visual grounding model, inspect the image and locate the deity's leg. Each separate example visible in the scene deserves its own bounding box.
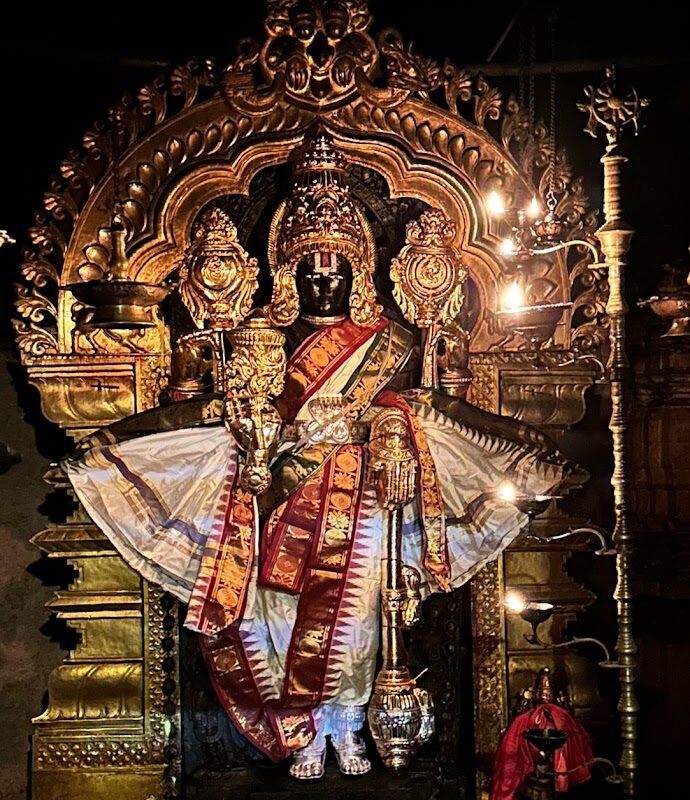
[288,704,371,779]
[288,729,327,780]
[288,708,327,780]
[326,704,372,776]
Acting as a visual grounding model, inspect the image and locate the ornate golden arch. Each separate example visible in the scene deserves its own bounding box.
[16,3,605,798]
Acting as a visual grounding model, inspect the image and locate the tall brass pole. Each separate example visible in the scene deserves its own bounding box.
[579,68,648,798]
[598,150,638,799]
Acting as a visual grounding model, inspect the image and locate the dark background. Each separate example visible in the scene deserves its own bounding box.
[0,2,688,798]
[2,0,690,319]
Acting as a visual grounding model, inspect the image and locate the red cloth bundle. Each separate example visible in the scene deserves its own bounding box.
[490,703,593,799]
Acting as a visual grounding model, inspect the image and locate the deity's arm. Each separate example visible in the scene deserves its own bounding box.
[68,395,224,459]
[402,388,562,459]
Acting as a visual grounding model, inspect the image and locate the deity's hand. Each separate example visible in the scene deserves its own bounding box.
[224,396,282,495]
[225,396,280,449]
[372,450,417,509]
[169,333,216,400]
[437,321,470,371]
[367,408,418,510]
[437,321,472,398]
[305,395,350,445]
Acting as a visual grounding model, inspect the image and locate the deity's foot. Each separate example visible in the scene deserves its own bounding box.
[288,740,327,780]
[331,732,371,776]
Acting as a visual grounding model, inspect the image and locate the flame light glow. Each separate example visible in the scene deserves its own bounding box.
[527,197,541,219]
[502,282,524,312]
[504,591,527,614]
[486,191,506,216]
[497,480,518,503]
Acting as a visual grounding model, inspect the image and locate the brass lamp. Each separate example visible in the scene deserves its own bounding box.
[494,278,572,349]
[67,212,171,329]
[500,479,620,657]
[519,728,569,800]
[65,110,171,329]
[638,262,690,338]
[504,589,618,668]
[494,480,563,539]
[504,592,556,646]
[491,66,650,795]
[496,480,615,555]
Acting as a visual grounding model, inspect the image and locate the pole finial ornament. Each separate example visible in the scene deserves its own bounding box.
[578,66,650,154]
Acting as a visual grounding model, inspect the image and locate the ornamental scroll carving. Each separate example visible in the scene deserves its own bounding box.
[13,3,603,361]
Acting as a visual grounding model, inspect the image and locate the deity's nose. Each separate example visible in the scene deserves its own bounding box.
[307,30,334,69]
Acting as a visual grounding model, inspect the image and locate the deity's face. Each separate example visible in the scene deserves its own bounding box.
[297,253,352,324]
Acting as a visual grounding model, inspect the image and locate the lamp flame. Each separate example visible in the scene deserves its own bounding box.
[487,191,506,216]
[500,238,517,257]
[527,197,541,219]
[504,591,527,614]
[497,480,518,503]
[502,282,524,311]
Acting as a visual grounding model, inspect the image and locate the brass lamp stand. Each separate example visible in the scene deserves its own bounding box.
[65,110,171,329]
[519,728,569,800]
[490,68,648,797]
[578,68,648,799]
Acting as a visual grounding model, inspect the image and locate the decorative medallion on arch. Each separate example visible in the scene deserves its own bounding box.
[14,2,606,799]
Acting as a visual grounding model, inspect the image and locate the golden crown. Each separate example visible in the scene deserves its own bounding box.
[278,132,366,266]
[266,132,381,328]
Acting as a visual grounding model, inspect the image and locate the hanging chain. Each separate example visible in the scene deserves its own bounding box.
[518,15,526,115]
[546,7,559,212]
[108,108,124,217]
[528,22,536,136]
[526,18,536,184]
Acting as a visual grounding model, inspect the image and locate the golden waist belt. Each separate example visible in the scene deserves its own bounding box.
[280,421,370,445]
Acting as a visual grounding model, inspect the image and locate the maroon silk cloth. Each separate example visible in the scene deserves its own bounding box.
[490,703,593,799]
